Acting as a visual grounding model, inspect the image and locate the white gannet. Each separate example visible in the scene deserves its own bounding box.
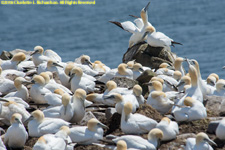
[1,52,26,70]
[155,63,174,76]
[4,113,28,148]
[110,2,151,48]
[26,110,70,137]
[156,117,179,141]
[173,70,182,81]
[143,26,182,49]
[44,49,62,62]
[210,79,225,96]
[43,93,73,122]
[111,128,163,150]
[206,73,219,87]
[185,132,216,150]
[174,57,185,77]
[173,97,207,122]
[0,69,25,78]
[70,88,86,123]
[131,63,144,80]
[37,59,63,74]
[33,126,71,150]
[69,118,108,145]
[92,60,110,73]
[121,102,157,134]
[0,101,30,125]
[216,118,225,140]
[4,77,30,101]
[69,67,95,93]
[115,140,140,150]
[176,75,191,92]
[31,46,50,66]
[0,97,29,108]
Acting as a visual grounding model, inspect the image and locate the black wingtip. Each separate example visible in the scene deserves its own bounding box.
[172,41,183,46]
[109,21,124,30]
[129,15,140,18]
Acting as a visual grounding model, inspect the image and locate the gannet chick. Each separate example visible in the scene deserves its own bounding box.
[4,113,28,148]
[132,63,144,80]
[31,46,50,66]
[174,57,185,76]
[44,49,62,62]
[143,26,182,49]
[37,59,63,74]
[69,118,108,145]
[0,67,17,95]
[69,67,95,93]
[33,126,71,150]
[1,52,26,70]
[111,128,163,150]
[173,97,207,122]
[4,77,30,100]
[176,75,191,92]
[147,91,174,114]
[156,117,178,141]
[185,132,217,150]
[121,102,157,134]
[70,89,86,123]
[43,93,73,122]
[0,101,30,125]
[216,118,225,140]
[26,110,70,137]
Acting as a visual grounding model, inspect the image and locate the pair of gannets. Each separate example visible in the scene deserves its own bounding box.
[33,126,71,150]
[173,97,207,122]
[108,128,163,150]
[4,113,28,149]
[185,132,216,150]
[1,52,26,70]
[121,102,157,134]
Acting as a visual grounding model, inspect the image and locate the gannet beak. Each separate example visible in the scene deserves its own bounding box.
[68,73,75,83]
[142,32,149,40]
[30,50,38,56]
[0,98,9,102]
[205,138,217,146]
[144,2,150,12]
[139,68,144,73]
[97,122,109,129]
[31,80,35,84]
[143,82,152,86]
[87,61,93,69]
[22,80,33,85]
[53,62,63,68]
[24,116,34,124]
[16,118,22,124]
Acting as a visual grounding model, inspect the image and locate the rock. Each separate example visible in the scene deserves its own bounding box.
[0,51,13,60]
[122,42,176,70]
[105,108,117,121]
[111,77,137,89]
[205,95,225,116]
[207,120,221,134]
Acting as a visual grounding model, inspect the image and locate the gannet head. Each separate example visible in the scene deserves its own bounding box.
[148,128,163,141]
[127,61,135,69]
[40,72,50,84]
[60,126,71,135]
[161,117,171,124]
[32,75,46,86]
[87,118,108,132]
[133,63,144,72]
[151,91,166,99]
[207,76,217,86]
[10,113,23,124]
[64,62,75,76]
[11,52,26,64]
[74,88,86,101]
[140,2,150,23]
[189,59,200,76]
[31,110,44,123]
[173,71,182,81]
[116,140,127,150]
[159,63,170,69]
[196,132,217,146]
[71,67,83,77]
[177,75,191,88]
[148,80,163,91]
[86,93,97,102]
[118,63,129,75]
[123,102,133,115]
[14,77,30,89]
[216,79,225,91]
[3,101,18,107]
[93,61,106,72]
[106,80,117,91]
[45,71,53,80]
[37,136,47,144]
[113,93,123,103]
[133,84,142,96]
[47,59,63,68]
[31,46,44,55]
[183,97,195,107]
[54,88,65,96]
[62,93,70,107]
[150,77,164,85]
[188,65,198,87]
[174,57,184,70]
[209,73,219,82]
[80,55,93,68]
[145,26,156,34]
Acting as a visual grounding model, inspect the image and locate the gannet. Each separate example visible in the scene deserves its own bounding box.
[173,97,207,122]
[110,2,151,48]
[37,59,63,74]
[131,63,144,80]
[44,49,62,62]
[143,26,182,49]
[185,132,216,150]
[121,102,157,134]
[115,140,140,150]
[69,118,108,145]
[4,77,30,101]
[210,79,225,96]
[206,73,219,86]
[173,71,182,81]
[4,113,28,148]
[176,75,191,92]
[174,57,185,76]
[92,60,110,73]
[156,117,178,141]
[26,110,70,137]
[31,46,50,66]
[43,93,73,122]
[70,89,86,123]
[110,128,163,150]
[0,69,25,78]
[216,118,225,140]
[69,67,95,93]
[1,52,26,70]
[33,126,71,150]
[0,97,29,108]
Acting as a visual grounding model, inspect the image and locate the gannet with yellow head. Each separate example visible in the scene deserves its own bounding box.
[1,52,26,70]
[31,46,50,66]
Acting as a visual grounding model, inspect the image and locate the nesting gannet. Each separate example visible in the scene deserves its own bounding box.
[185,132,216,150]
[147,91,174,114]
[0,67,17,95]
[70,89,86,123]
[0,69,26,78]
[31,46,50,66]
[110,128,163,150]
[174,57,185,77]
[69,118,108,144]
[131,63,144,80]
[176,75,191,92]
[157,73,179,92]
[115,140,140,150]
[143,26,182,49]
[92,60,110,73]
[44,49,62,62]
[4,77,30,100]
[4,113,28,148]
[156,117,178,141]
[210,79,225,96]
[173,97,207,122]
[0,97,29,108]
[43,93,73,122]
[33,126,71,150]
[0,101,30,125]
[121,102,157,134]
[37,59,63,74]
[1,52,26,70]
[110,2,151,48]
[26,110,70,137]
[69,67,95,93]
[215,118,225,140]
[206,73,219,87]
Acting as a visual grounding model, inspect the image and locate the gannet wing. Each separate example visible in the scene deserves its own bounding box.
[44,50,62,62]
[134,18,144,30]
[109,21,139,33]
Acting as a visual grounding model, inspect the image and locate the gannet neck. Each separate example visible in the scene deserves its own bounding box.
[115,94,123,103]
[116,140,127,150]
[189,66,198,87]
[147,128,163,147]
[153,81,163,91]
[11,52,26,63]
[174,57,183,71]
[33,75,46,86]
[62,93,70,107]
[32,110,44,123]
[64,62,75,76]
[118,63,129,75]
[106,81,117,91]
[184,97,194,107]
[14,77,23,90]
[133,84,142,96]
[54,89,64,96]
[40,72,50,84]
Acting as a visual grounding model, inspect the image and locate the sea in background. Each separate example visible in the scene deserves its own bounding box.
[0,0,225,79]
